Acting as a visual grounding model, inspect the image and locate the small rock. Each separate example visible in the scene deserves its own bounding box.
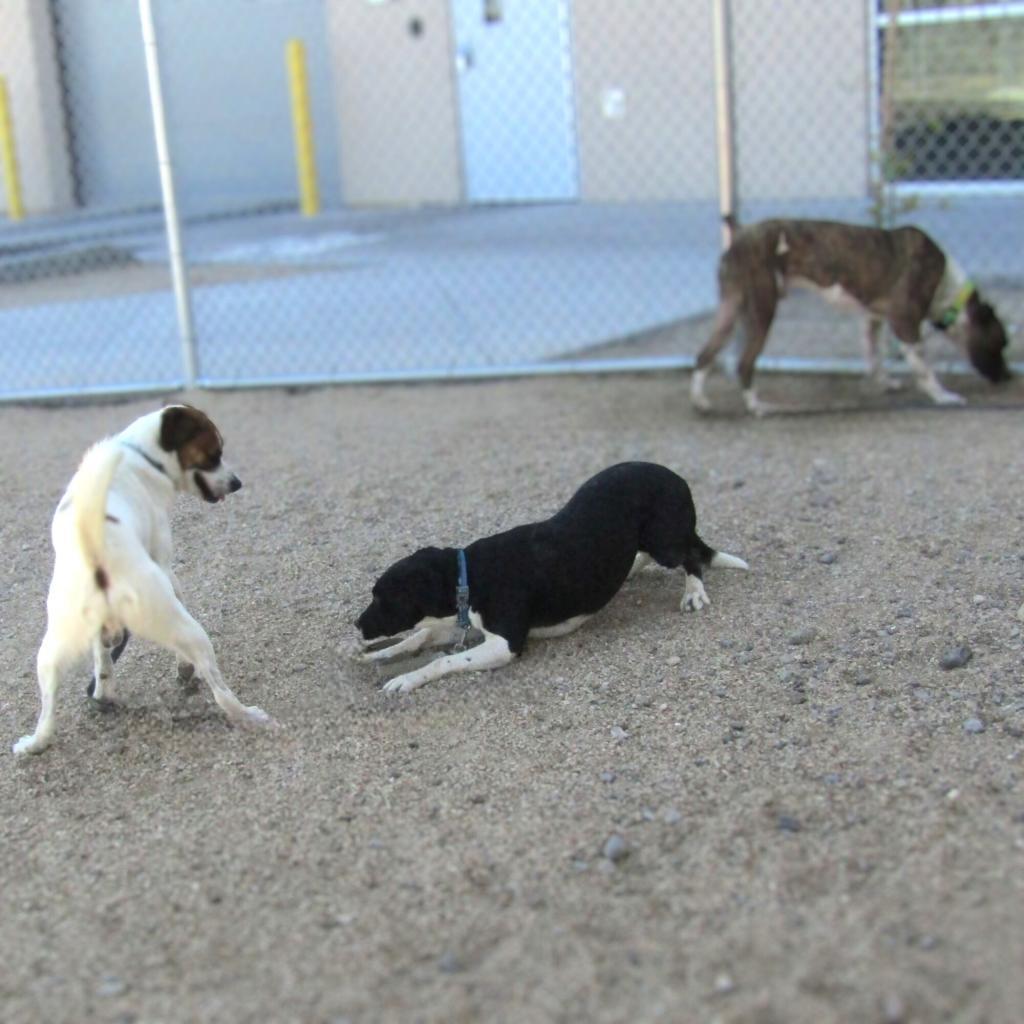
[438,951,464,974]
[787,692,807,705]
[882,993,906,1023]
[600,770,616,784]
[852,674,873,687]
[895,606,913,619]
[665,655,681,667]
[777,815,802,833]
[788,627,817,646]
[972,594,986,606]
[818,552,837,565]
[940,646,972,670]
[640,807,656,822]
[963,717,986,734]
[663,808,682,825]
[610,726,629,742]
[97,977,126,998]
[1018,602,1024,623]
[713,972,735,995]
[602,833,629,863]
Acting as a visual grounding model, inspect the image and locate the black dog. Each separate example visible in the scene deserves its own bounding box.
[355,462,748,694]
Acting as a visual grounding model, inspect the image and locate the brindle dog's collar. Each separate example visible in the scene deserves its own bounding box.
[934,281,975,331]
[121,441,169,477]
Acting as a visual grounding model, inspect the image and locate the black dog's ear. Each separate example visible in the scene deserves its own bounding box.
[159,405,203,453]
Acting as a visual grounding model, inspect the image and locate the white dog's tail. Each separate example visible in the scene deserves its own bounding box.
[71,442,123,592]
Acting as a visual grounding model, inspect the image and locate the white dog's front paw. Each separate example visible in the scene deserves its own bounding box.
[682,577,710,613]
[933,389,966,406]
[13,733,50,756]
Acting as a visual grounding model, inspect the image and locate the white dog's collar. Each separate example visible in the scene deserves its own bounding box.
[121,441,169,477]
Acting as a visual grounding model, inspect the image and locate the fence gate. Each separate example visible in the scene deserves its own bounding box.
[451,0,577,202]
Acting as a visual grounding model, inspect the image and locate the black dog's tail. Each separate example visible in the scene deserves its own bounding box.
[695,534,749,571]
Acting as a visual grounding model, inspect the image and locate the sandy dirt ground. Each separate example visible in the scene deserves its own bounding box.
[2,367,1023,1024]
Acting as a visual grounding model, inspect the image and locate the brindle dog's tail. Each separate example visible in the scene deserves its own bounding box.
[722,213,741,248]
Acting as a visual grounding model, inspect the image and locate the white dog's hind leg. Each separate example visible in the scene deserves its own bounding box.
[163,568,197,689]
[127,576,274,730]
[89,626,127,702]
[90,634,116,702]
[14,632,64,755]
[383,632,514,695]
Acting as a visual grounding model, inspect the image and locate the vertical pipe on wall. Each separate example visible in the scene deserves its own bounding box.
[138,0,197,387]
[0,77,26,221]
[711,0,736,250]
[286,38,320,216]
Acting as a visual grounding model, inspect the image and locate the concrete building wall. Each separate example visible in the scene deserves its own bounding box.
[0,0,74,216]
[326,0,461,205]
[571,0,719,201]
[730,0,871,199]
[324,1,871,208]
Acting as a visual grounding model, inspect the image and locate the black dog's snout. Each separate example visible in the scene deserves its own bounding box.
[229,476,242,493]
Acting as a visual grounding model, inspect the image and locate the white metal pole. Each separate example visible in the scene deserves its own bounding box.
[711,0,736,250]
[138,0,197,387]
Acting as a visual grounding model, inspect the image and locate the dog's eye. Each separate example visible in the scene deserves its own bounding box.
[199,453,222,471]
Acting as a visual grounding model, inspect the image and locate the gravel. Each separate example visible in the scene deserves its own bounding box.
[3,372,1023,1023]
[602,834,630,863]
[940,645,973,670]
[788,627,818,646]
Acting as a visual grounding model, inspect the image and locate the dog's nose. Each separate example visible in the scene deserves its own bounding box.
[229,475,242,493]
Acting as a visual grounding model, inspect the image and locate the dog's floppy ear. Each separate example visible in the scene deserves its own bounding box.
[159,405,204,453]
[158,405,224,467]
[968,292,999,328]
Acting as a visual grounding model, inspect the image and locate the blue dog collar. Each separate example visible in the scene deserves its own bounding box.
[455,548,471,631]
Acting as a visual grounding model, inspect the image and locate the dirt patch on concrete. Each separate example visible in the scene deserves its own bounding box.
[3,373,1023,1023]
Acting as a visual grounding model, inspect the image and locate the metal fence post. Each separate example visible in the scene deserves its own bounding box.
[0,76,26,221]
[711,0,736,250]
[286,38,320,217]
[138,0,197,387]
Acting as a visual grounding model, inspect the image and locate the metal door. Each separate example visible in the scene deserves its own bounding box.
[451,0,577,202]
[52,0,339,211]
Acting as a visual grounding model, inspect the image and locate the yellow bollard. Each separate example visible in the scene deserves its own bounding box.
[0,76,25,221]
[286,39,320,217]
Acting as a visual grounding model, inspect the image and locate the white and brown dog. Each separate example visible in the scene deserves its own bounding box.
[691,218,1011,415]
[13,405,274,755]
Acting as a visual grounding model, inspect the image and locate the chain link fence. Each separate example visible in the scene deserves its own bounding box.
[1,0,1021,401]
